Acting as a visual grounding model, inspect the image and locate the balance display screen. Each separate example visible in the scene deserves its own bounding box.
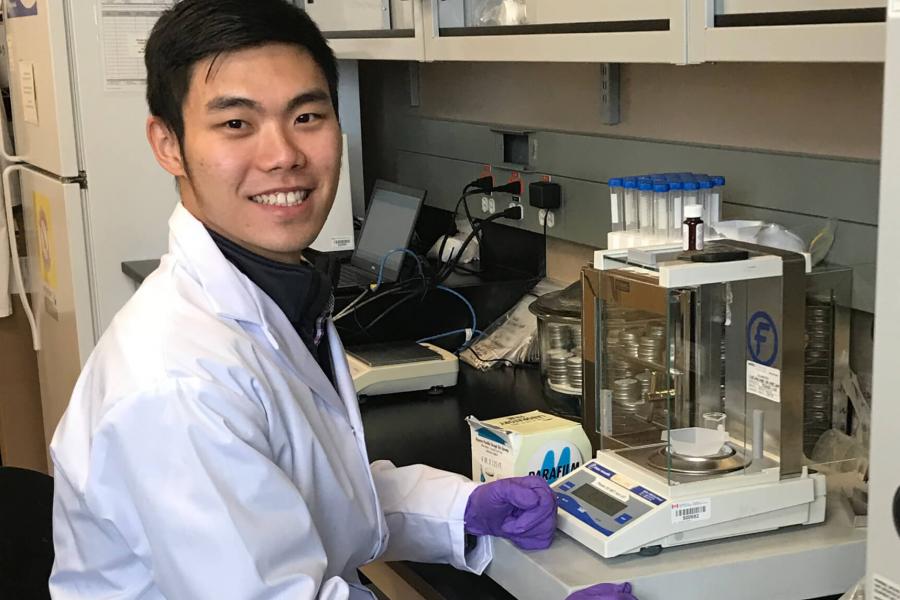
[573,484,627,516]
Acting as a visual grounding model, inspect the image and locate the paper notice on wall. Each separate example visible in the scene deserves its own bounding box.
[100,1,174,91]
[19,61,38,125]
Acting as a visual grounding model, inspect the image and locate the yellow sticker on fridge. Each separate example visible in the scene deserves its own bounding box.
[34,192,56,290]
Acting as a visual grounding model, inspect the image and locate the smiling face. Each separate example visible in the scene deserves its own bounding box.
[147,43,341,264]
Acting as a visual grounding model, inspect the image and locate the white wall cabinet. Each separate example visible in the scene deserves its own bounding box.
[687,0,885,63]
[422,0,688,63]
[302,0,887,63]
[301,0,427,60]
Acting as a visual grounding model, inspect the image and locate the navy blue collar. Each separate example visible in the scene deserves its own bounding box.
[205,228,333,356]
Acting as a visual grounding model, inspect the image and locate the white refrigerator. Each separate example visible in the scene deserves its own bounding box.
[2,0,178,455]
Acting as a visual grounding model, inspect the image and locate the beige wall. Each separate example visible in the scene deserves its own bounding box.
[414,61,883,160]
[385,61,884,278]
[362,60,884,282]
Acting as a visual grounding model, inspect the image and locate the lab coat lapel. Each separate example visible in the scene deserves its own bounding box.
[255,295,347,417]
[169,203,346,416]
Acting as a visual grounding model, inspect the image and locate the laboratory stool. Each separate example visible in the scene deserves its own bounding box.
[0,466,54,600]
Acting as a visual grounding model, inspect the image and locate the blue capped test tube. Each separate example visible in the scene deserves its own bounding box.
[653,182,669,242]
[698,177,713,223]
[667,180,684,241]
[709,176,726,228]
[623,178,639,231]
[609,178,624,232]
[683,180,700,209]
[638,181,654,242]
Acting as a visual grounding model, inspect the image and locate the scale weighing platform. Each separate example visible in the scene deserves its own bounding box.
[346,341,459,396]
[552,449,826,559]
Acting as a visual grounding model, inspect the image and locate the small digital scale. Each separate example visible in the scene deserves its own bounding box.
[346,341,459,396]
[552,450,826,558]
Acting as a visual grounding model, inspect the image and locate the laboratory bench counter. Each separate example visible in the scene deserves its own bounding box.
[359,365,864,600]
[122,260,161,285]
[120,259,863,600]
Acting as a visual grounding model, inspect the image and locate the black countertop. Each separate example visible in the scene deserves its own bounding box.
[122,260,161,284]
[360,365,552,475]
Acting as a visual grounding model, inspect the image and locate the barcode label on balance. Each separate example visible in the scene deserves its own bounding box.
[671,499,711,524]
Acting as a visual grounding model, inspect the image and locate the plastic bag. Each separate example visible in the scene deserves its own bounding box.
[714,218,837,266]
[461,278,563,370]
[470,0,527,26]
[427,215,479,264]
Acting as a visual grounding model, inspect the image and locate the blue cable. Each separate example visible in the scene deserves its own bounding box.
[436,285,477,332]
[417,328,484,345]
[375,248,424,287]
[415,287,480,352]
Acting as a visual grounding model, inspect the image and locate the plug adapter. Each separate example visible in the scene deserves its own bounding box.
[492,181,522,195]
[528,181,561,210]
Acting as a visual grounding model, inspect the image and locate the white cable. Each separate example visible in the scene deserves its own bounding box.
[0,92,28,164]
[333,288,369,321]
[3,164,39,350]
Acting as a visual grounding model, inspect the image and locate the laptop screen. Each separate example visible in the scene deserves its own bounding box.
[351,181,425,281]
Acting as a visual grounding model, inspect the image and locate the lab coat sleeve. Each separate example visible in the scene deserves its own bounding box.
[369,460,492,574]
[79,377,359,600]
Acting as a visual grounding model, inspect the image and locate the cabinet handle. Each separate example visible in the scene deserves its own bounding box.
[893,486,900,537]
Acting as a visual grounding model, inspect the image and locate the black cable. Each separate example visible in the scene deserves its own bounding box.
[463,344,538,369]
[334,278,423,322]
[360,290,422,332]
[343,284,425,339]
[453,190,484,243]
[435,207,519,284]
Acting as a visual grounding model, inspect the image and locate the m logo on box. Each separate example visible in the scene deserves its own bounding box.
[528,443,584,484]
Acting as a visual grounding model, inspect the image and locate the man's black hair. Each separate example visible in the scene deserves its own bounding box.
[145,0,338,149]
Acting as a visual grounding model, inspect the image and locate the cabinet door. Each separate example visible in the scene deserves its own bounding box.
[303,0,426,60]
[18,170,92,461]
[425,0,687,63]
[5,0,79,176]
[305,0,391,32]
[867,8,900,597]
[688,0,886,62]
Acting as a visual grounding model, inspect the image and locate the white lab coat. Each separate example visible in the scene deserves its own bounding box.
[49,203,492,599]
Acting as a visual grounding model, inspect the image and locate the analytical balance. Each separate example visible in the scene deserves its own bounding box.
[346,341,458,396]
[554,241,829,558]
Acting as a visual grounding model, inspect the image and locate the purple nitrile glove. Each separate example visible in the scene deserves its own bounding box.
[566,583,638,600]
[464,475,557,550]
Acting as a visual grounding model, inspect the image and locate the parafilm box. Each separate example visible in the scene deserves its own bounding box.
[467,411,593,485]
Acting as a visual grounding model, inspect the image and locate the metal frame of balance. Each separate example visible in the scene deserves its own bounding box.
[553,241,827,558]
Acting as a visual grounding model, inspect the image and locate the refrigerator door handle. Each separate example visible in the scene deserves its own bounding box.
[0,102,29,164]
[4,164,40,350]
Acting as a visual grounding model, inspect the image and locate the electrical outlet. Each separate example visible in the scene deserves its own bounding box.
[488,197,496,213]
[538,209,547,226]
[481,196,490,213]
[508,200,523,220]
[547,211,556,228]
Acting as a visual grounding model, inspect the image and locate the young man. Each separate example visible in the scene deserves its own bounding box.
[47,2,561,598]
